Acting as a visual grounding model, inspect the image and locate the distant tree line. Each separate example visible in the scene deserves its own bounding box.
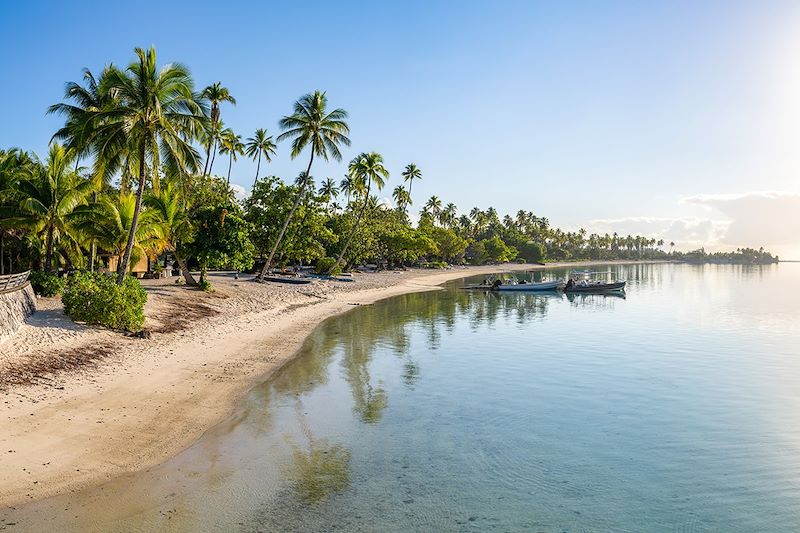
[0,46,779,290]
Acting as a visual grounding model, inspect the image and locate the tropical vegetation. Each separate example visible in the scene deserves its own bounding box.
[0,46,780,330]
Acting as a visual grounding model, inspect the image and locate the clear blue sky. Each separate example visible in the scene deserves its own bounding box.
[2,1,799,257]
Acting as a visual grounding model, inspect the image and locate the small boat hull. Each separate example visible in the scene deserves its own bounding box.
[565,281,626,293]
[494,280,565,292]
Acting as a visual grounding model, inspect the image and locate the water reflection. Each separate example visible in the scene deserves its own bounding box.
[6,263,798,533]
[288,441,352,504]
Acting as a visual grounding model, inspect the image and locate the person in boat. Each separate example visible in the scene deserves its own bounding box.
[565,278,575,290]
[580,279,588,287]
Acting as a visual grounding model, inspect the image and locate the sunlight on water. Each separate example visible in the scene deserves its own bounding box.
[4,263,800,532]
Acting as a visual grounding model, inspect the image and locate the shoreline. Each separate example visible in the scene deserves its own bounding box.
[0,260,660,508]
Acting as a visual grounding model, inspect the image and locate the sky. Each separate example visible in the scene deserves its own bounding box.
[1,0,799,259]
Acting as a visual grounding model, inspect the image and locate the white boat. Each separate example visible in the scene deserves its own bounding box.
[493,279,565,292]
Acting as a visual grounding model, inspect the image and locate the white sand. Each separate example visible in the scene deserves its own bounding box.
[0,261,652,507]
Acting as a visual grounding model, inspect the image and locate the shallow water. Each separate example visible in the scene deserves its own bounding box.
[4,263,800,532]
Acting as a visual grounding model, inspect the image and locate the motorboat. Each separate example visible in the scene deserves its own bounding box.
[564,280,626,293]
[493,279,566,292]
[564,270,626,293]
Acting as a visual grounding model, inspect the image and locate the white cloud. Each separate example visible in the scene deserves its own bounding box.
[681,191,800,247]
[588,216,728,247]
[585,190,800,258]
[230,184,247,201]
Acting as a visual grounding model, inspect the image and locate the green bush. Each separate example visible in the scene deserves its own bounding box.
[62,271,147,332]
[29,270,65,297]
[315,257,342,276]
[418,261,448,269]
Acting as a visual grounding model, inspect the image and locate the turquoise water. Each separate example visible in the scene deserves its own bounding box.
[4,263,800,532]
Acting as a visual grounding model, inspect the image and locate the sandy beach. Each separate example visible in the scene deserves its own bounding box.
[0,262,651,508]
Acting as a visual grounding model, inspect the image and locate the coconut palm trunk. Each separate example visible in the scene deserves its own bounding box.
[209,139,218,174]
[117,142,146,283]
[45,225,55,272]
[89,191,97,272]
[253,150,262,187]
[333,178,371,272]
[202,142,212,176]
[174,252,197,286]
[227,152,233,184]
[258,152,314,278]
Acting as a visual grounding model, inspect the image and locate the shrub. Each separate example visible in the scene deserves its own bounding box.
[62,271,147,332]
[316,257,342,276]
[418,261,448,269]
[29,270,65,297]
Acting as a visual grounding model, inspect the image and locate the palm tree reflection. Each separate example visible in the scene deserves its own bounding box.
[279,279,630,430]
[289,440,352,505]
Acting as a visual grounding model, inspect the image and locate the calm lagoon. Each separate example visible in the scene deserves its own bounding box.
[5,263,800,532]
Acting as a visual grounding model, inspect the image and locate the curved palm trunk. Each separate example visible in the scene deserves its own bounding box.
[202,141,212,176]
[332,179,371,273]
[208,139,218,176]
[227,153,233,184]
[45,225,55,273]
[283,188,314,264]
[89,191,97,272]
[258,152,315,279]
[117,142,147,284]
[253,150,262,188]
[174,252,197,286]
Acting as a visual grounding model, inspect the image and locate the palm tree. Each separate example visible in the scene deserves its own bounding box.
[401,163,422,201]
[258,91,350,279]
[339,174,356,204]
[392,185,411,214]
[7,144,92,271]
[245,128,277,187]
[73,191,161,274]
[143,182,196,285]
[48,67,119,178]
[73,47,207,283]
[318,177,339,208]
[0,149,33,274]
[424,195,442,222]
[200,82,236,176]
[48,66,122,271]
[219,128,244,184]
[332,152,389,271]
[441,203,457,227]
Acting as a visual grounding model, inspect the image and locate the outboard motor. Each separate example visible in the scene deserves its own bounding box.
[491,279,503,290]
